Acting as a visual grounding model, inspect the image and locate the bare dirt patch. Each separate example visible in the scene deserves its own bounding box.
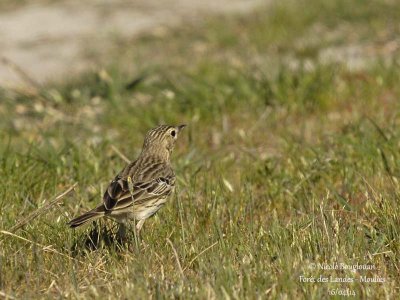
[0,0,265,87]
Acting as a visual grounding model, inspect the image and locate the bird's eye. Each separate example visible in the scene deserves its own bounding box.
[170,130,176,137]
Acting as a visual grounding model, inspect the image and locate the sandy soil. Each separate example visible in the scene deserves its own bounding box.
[0,0,265,87]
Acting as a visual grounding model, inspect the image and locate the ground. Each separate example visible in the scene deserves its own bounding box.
[0,0,400,299]
[0,0,264,86]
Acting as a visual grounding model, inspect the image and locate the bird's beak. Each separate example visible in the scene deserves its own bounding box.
[177,124,187,132]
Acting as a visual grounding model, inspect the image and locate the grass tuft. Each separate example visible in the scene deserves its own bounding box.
[1,0,400,298]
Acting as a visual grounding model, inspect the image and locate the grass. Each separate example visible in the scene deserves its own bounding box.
[1,0,400,298]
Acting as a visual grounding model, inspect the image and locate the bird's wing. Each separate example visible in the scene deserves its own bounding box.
[103,164,175,211]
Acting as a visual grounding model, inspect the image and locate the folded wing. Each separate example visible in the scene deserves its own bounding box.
[103,167,175,212]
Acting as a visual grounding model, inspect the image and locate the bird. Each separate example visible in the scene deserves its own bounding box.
[68,124,186,235]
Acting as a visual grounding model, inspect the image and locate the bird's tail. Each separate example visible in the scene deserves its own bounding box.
[68,205,106,228]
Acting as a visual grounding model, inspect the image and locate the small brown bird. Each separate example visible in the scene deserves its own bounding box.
[68,124,186,233]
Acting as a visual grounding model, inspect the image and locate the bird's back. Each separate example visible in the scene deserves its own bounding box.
[102,153,175,211]
[119,154,174,183]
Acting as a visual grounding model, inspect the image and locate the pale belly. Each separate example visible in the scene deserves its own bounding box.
[107,194,170,223]
[132,197,168,220]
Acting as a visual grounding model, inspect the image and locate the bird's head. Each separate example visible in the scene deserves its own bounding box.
[142,124,186,160]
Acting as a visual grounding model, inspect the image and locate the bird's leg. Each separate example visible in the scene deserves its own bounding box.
[136,219,145,234]
[130,219,144,251]
[117,222,127,244]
